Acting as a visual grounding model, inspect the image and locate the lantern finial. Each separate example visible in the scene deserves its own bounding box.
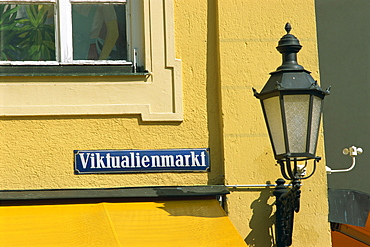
[285,23,292,34]
[276,23,303,71]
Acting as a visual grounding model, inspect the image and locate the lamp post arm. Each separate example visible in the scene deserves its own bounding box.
[279,157,319,180]
[299,158,318,180]
[279,160,294,180]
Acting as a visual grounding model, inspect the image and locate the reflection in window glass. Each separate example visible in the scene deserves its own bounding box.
[72,4,127,61]
[0,4,56,61]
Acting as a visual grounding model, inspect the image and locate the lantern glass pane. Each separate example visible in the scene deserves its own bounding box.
[263,96,285,155]
[309,96,322,154]
[284,94,310,153]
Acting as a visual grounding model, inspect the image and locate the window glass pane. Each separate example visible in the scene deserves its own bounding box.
[0,4,56,61]
[309,96,322,154]
[263,96,286,155]
[284,94,310,154]
[72,4,127,61]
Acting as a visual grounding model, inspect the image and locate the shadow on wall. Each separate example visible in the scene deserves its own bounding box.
[206,0,225,186]
[245,189,275,247]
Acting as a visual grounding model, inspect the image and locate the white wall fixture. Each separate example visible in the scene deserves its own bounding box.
[326,146,363,174]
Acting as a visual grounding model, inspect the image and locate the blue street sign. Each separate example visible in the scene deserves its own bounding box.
[74,148,210,174]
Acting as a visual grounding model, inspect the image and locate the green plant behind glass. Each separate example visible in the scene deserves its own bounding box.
[0,4,55,61]
[0,5,21,60]
[17,5,55,61]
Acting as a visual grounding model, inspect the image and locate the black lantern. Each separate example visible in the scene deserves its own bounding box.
[253,23,330,179]
[253,23,330,247]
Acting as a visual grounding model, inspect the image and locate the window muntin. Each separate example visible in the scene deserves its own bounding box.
[0,0,129,65]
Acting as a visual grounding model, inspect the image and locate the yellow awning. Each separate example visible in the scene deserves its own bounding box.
[0,199,246,246]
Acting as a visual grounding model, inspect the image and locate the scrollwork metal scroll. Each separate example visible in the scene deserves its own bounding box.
[273,178,301,247]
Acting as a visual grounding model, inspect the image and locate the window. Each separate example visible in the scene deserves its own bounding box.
[0,0,136,65]
[0,0,182,121]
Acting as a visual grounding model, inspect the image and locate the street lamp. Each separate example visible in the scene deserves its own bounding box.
[253,23,330,247]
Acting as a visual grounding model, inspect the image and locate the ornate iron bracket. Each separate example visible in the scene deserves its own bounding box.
[273,178,301,247]
[278,157,320,181]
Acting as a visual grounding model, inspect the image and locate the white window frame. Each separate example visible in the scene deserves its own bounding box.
[0,0,183,121]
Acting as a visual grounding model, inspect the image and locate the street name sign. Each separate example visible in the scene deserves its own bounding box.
[74,148,210,174]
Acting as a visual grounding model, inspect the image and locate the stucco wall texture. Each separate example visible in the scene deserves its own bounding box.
[1,0,331,246]
[214,1,331,246]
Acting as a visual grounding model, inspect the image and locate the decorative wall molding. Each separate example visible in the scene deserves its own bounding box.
[0,0,182,121]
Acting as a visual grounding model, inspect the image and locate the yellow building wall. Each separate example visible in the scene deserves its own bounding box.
[1,0,211,190]
[0,0,331,246]
[215,0,331,246]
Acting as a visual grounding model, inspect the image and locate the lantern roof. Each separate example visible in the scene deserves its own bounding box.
[254,23,330,98]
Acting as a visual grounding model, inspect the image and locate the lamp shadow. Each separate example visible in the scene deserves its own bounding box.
[245,189,275,247]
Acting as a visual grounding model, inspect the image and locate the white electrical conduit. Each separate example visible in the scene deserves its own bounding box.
[327,156,356,174]
[326,146,363,174]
